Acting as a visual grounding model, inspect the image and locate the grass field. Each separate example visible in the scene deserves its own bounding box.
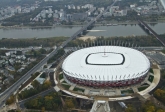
[59,74,63,80]
[121,89,134,94]
[138,86,149,91]
[148,75,154,83]
[62,84,70,90]
[73,87,85,92]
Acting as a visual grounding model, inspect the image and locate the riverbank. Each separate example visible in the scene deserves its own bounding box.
[78,36,97,41]
[0,36,68,48]
[0,20,165,29]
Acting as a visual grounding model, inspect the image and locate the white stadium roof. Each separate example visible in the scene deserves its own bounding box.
[62,46,150,81]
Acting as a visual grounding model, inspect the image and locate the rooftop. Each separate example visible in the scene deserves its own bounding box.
[62,46,150,81]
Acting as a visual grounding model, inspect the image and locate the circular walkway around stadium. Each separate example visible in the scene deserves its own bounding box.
[54,65,160,101]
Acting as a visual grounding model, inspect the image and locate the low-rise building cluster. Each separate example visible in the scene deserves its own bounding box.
[66,4,94,10]
[131,1,164,15]
[31,4,97,23]
[103,6,127,17]
[0,48,38,90]
[0,2,40,20]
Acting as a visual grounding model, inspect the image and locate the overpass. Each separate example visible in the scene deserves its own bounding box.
[137,18,165,46]
[0,1,117,109]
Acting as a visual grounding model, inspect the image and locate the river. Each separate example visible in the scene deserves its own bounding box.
[0,23,165,39]
[0,26,82,39]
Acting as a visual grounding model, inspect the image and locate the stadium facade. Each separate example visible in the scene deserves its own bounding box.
[62,46,150,87]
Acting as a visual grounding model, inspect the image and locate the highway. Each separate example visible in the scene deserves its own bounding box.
[0,1,117,109]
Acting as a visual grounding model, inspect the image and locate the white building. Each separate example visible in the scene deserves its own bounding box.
[130,4,136,8]
[84,4,94,9]
[77,6,81,10]
[62,46,150,88]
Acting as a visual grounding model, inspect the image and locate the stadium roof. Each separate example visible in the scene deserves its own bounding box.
[62,46,150,81]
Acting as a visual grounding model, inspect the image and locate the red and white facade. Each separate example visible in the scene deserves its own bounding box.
[62,46,150,88]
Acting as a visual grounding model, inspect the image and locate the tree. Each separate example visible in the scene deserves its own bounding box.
[39,48,47,54]
[25,92,62,110]
[31,99,38,108]
[125,104,136,112]
[146,105,155,112]
[154,89,165,104]
[6,95,15,105]
[156,109,165,112]
[42,80,51,90]
[65,98,74,109]
[31,80,40,89]
[41,107,45,112]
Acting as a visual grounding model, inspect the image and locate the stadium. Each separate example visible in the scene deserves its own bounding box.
[62,46,150,88]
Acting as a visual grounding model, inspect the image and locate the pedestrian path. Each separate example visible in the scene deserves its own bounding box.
[84,89,90,95]
[69,84,76,90]
[100,89,105,95]
[139,68,160,96]
[54,86,60,92]
[60,79,64,83]
[116,89,121,95]
[54,64,160,101]
[132,87,139,93]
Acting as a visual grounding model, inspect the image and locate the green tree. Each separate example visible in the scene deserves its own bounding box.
[156,109,165,112]
[31,80,40,89]
[125,104,136,112]
[42,80,51,90]
[6,95,15,105]
[41,107,45,112]
[65,98,75,109]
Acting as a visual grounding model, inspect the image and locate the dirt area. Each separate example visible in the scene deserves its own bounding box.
[78,36,96,41]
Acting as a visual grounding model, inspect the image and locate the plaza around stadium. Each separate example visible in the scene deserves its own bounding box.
[53,45,160,112]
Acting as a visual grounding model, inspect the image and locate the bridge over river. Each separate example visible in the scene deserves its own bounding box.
[138,18,165,46]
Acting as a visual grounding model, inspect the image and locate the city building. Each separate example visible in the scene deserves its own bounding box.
[62,46,150,88]
[72,13,88,20]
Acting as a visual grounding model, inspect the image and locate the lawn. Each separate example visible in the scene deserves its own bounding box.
[59,73,63,80]
[149,68,154,74]
[62,84,70,90]
[148,75,154,83]
[121,89,134,94]
[138,86,149,91]
[73,87,85,92]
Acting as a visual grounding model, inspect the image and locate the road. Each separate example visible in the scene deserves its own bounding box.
[0,46,60,108]
[0,1,117,109]
[18,88,55,108]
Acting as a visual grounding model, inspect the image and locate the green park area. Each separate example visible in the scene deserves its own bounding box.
[0,37,68,48]
[24,92,77,111]
[18,80,51,100]
[125,101,165,112]
[154,89,165,104]
[67,35,164,47]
